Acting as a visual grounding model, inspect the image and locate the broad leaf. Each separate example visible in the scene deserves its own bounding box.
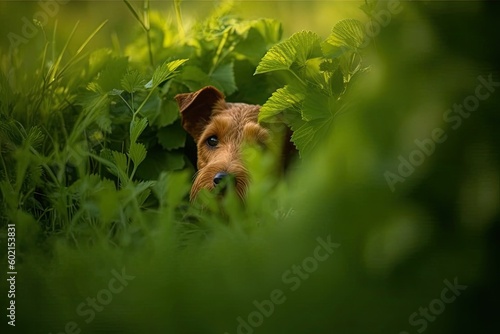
[321,19,366,58]
[157,123,186,151]
[156,100,181,128]
[251,18,282,47]
[211,62,237,95]
[136,150,185,179]
[319,58,341,73]
[329,68,345,96]
[291,118,333,158]
[88,48,113,78]
[259,85,305,123]
[301,90,333,121]
[178,66,211,91]
[304,57,324,83]
[97,57,128,92]
[121,69,146,93]
[234,18,283,65]
[255,31,322,76]
[139,95,161,125]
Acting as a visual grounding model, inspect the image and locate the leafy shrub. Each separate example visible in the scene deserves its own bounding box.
[0,0,370,241]
[0,1,288,243]
[255,19,368,157]
[1,1,497,334]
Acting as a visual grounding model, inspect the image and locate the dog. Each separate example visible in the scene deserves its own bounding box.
[175,86,270,200]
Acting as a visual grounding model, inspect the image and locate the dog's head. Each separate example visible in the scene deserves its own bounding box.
[175,86,269,200]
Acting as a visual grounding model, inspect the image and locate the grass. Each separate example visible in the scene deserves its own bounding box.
[0,1,499,333]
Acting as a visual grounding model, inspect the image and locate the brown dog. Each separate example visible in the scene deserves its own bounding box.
[175,86,270,200]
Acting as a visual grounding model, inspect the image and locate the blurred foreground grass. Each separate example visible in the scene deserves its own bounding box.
[1,1,499,334]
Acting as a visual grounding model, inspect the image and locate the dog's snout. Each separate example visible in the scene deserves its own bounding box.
[213,172,229,186]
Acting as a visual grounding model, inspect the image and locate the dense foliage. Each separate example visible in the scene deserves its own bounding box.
[0,1,498,333]
[0,2,285,241]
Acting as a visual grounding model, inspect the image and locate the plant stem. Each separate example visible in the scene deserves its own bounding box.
[287,69,306,86]
[174,0,185,40]
[123,0,154,67]
[143,0,154,67]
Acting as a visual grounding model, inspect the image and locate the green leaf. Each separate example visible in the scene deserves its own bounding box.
[177,66,211,91]
[250,18,283,47]
[304,57,326,87]
[138,95,161,125]
[285,110,307,133]
[97,57,129,92]
[210,62,237,95]
[136,188,151,207]
[136,150,185,179]
[153,171,191,209]
[77,92,110,135]
[130,117,148,143]
[359,0,379,17]
[291,118,333,158]
[156,123,186,151]
[25,126,44,149]
[86,82,102,94]
[98,192,121,223]
[146,59,188,89]
[259,85,305,123]
[321,19,366,58]
[329,68,345,96]
[129,142,147,167]
[131,180,156,198]
[96,113,112,133]
[0,119,22,147]
[319,58,341,73]
[301,90,333,121]
[255,31,322,76]
[234,19,283,65]
[155,99,180,127]
[121,69,146,93]
[111,150,128,179]
[109,89,124,96]
[88,48,113,78]
[133,181,155,206]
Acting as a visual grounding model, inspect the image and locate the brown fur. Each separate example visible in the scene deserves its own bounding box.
[175,86,269,200]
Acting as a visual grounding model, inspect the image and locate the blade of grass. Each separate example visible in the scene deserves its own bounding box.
[123,0,147,30]
[48,21,79,83]
[51,20,58,63]
[143,0,154,67]
[30,41,51,126]
[143,0,150,31]
[55,20,108,82]
[123,0,153,67]
[174,0,185,40]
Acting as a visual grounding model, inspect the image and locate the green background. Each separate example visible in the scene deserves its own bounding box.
[1,1,499,334]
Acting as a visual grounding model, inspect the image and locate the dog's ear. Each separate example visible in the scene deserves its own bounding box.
[175,86,225,141]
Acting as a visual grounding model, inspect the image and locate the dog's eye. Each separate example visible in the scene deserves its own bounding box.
[206,135,218,147]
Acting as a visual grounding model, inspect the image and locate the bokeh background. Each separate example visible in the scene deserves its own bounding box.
[1,1,499,334]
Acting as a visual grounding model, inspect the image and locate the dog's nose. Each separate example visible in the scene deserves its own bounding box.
[213,172,229,186]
